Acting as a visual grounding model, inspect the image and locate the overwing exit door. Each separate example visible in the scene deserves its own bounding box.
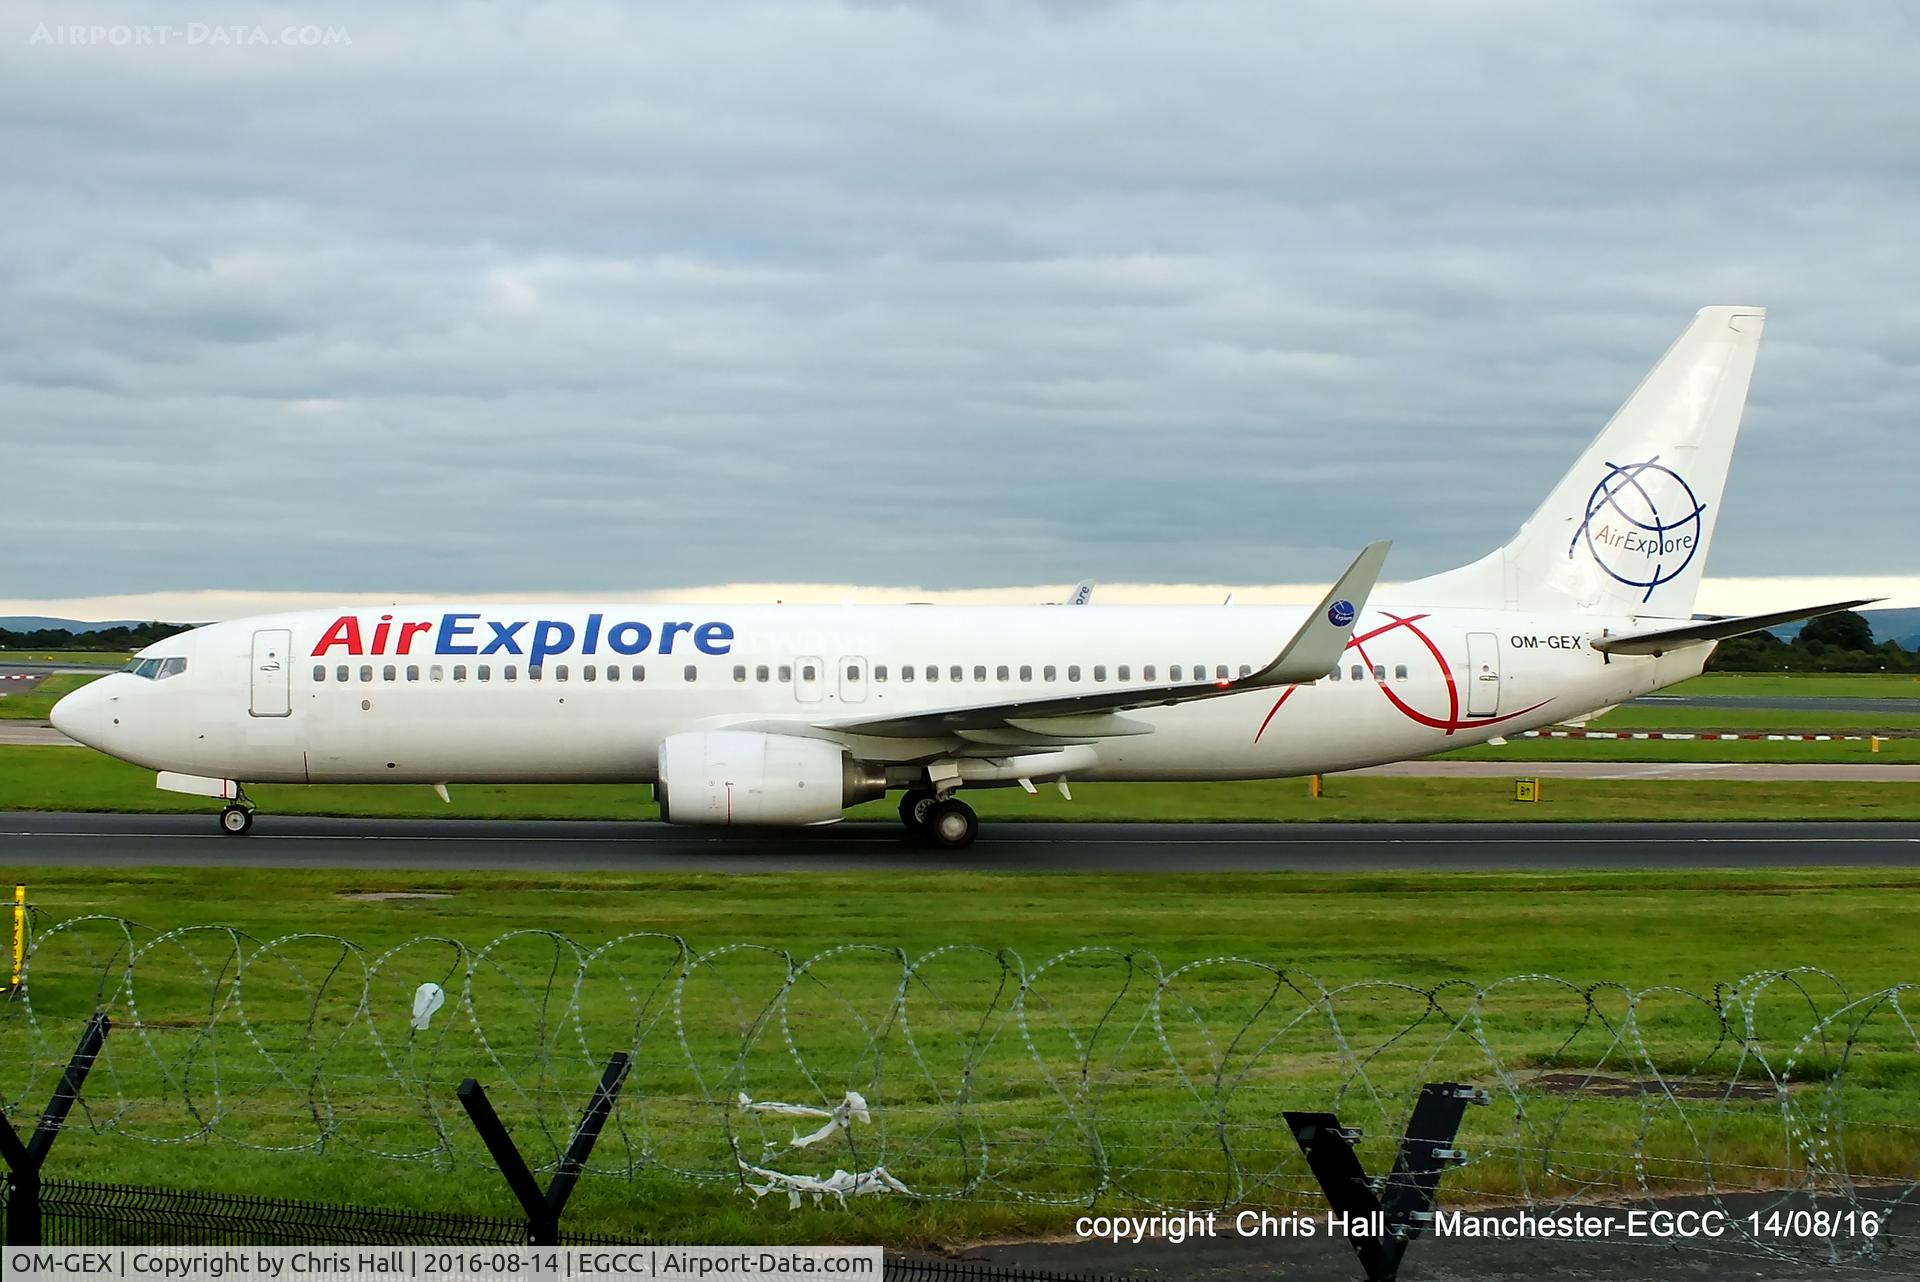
[250,629,292,717]
[794,656,824,703]
[1466,631,1500,717]
[838,656,869,703]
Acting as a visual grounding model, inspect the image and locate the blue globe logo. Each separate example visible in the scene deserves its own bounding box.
[1569,456,1706,603]
[1327,599,1356,627]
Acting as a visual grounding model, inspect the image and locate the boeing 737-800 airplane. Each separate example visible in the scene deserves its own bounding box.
[51,306,1867,848]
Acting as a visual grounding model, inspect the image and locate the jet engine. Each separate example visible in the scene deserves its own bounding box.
[655,730,886,826]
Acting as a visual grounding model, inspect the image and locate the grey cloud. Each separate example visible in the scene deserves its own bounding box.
[1,0,1916,599]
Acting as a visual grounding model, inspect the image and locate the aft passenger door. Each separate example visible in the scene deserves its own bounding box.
[250,629,292,718]
[1466,631,1500,717]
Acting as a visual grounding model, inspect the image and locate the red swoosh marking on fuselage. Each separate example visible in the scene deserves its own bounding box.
[1253,611,1551,743]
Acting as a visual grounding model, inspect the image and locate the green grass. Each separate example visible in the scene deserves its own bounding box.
[3,743,1919,821]
[1673,673,1920,699]
[1454,736,1920,764]
[0,650,132,665]
[4,866,1917,1245]
[1588,705,1920,732]
[0,671,104,719]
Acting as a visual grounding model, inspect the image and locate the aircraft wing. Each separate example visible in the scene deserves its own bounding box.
[817,542,1389,739]
[1591,599,1879,656]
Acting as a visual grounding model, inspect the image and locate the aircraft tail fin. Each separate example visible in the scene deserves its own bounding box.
[1407,306,1767,618]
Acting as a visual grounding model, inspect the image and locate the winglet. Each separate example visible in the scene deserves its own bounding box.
[1244,541,1391,688]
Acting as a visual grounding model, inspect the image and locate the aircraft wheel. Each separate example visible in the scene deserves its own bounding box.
[219,805,254,836]
[898,789,937,837]
[923,799,978,850]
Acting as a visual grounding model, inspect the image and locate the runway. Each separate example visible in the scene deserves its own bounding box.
[4,812,1919,872]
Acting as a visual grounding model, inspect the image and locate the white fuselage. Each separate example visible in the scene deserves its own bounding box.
[55,599,1708,786]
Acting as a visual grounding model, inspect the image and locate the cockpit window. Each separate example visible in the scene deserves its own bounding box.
[156,657,188,679]
[124,657,186,680]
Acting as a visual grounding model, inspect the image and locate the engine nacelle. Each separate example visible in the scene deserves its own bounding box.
[656,730,885,826]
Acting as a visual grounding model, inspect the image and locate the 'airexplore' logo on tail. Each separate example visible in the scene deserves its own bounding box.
[1570,456,1706,603]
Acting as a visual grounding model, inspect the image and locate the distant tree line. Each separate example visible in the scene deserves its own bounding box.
[0,622,195,651]
[1709,611,1916,673]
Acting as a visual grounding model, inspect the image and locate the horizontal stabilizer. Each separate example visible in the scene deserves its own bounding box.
[1591,599,1879,656]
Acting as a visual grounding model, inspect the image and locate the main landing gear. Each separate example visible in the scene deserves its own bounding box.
[219,789,256,836]
[898,789,978,850]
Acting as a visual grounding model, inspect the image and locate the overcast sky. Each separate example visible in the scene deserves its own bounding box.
[2,0,1916,608]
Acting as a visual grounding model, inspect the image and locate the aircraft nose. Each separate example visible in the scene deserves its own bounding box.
[49,680,105,748]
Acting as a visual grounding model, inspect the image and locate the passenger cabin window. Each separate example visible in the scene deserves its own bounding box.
[554,665,568,682]
[1373,664,1386,681]
[684,665,698,682]
[337,665,350,683]
[801,663,816,681]
[583,665,596,682]
[1170,665,1183,681]
[505,665,518,682]
[453,665,467,682]
[901,666,914,683]
[631,665,645,682]
[605,664,619,682]
[1019,665,1033,681]
[478,665,491,681]
[383,665,397,682]
[874,665,887,681]
[756,665,770,682]
[407,665,421,682]
[926,665,939,682]
[777,665,790,682]
[1216,665,1230,681]
[528,665,542,681]
[1329,667,1342,681]
[1239,665,1252,679]
[1395,665,1409,680]
[313,665,326,682]
[849,664,863,682]
[1043,665,1056,681]
[995,664,1009,681]
[1143,665,1156,681]
[1093,665,1107,682]
[734,665,748,683]
[1117,665,1130,681]
[1350,665,1364,681]
[1068,665,1081,682]
[430,665,444,682]
[951,665,964,682]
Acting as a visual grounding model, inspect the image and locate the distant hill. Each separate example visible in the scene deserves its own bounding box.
[0,616,154,633]
[1771,607,1920,650]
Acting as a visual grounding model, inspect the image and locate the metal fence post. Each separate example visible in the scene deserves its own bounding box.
[1285,1080,1485,1282]
[0,1011,111,1246]
[457,1051,631,1246]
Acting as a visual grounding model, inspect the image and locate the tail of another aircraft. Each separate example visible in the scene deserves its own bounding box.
[1408,305,1766,619]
